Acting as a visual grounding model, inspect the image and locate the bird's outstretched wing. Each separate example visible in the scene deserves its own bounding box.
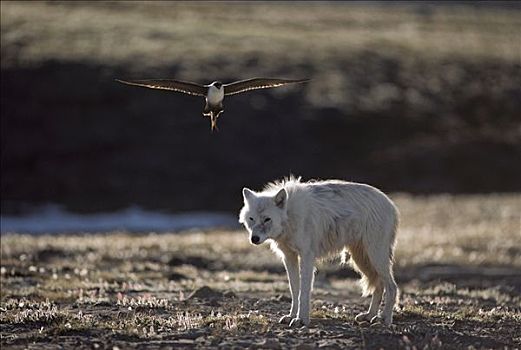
[115,79,207,96]
[223,78,309,96]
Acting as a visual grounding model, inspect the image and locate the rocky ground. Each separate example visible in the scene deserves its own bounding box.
[1,194,520,349]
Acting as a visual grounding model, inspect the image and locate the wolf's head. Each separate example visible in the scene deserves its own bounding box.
[239,187,288,245]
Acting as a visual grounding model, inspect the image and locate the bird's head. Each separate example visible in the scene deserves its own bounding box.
[212,81,223,89]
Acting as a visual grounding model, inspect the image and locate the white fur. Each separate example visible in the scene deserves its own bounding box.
[239,176,399,326]
[207,84,224,105]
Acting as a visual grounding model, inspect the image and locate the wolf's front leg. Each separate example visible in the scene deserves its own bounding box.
[289,253,314,327]
[279,250,300,324]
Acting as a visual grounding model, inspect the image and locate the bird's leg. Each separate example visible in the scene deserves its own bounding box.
[210,112,219,132]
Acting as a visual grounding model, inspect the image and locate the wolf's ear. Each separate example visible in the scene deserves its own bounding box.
[242,188,256,202]
[274,188,287,208]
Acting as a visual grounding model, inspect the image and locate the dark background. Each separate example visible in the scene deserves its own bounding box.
[1,2,520,215]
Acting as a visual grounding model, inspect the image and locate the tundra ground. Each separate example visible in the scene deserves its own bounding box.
[1,194,520,349]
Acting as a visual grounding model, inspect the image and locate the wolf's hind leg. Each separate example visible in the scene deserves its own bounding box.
[355,280,383,323]
[365,243,398,326]
[348,242,387,323]
[279,250,300,324]
[374,274,398,326]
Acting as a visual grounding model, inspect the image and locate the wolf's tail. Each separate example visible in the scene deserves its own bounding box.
[343,243,380,296]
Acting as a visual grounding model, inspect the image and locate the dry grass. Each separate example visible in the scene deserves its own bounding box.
[394,194,521,267]
[1,194,520,348]
[2,2,520,73]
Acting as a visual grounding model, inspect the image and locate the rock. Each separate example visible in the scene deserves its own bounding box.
[205,299,221,307]
[223,290,237,298]
[168,272,189,281]
[188,286,223,299]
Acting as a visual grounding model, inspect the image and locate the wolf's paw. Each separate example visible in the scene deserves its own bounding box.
[355,312,373,323]
[279,315,294,324]
[289,317,309,328]
[370,314,392,326]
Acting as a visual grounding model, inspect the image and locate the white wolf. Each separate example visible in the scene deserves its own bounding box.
[239,177,399,327]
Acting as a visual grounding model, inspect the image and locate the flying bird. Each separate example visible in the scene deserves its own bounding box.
[115,77,309,131]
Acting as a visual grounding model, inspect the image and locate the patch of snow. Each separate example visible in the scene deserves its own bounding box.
[0,204,239,234]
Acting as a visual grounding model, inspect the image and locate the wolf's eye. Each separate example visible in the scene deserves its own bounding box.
[264,218,271,223]
[249,217,254,222]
